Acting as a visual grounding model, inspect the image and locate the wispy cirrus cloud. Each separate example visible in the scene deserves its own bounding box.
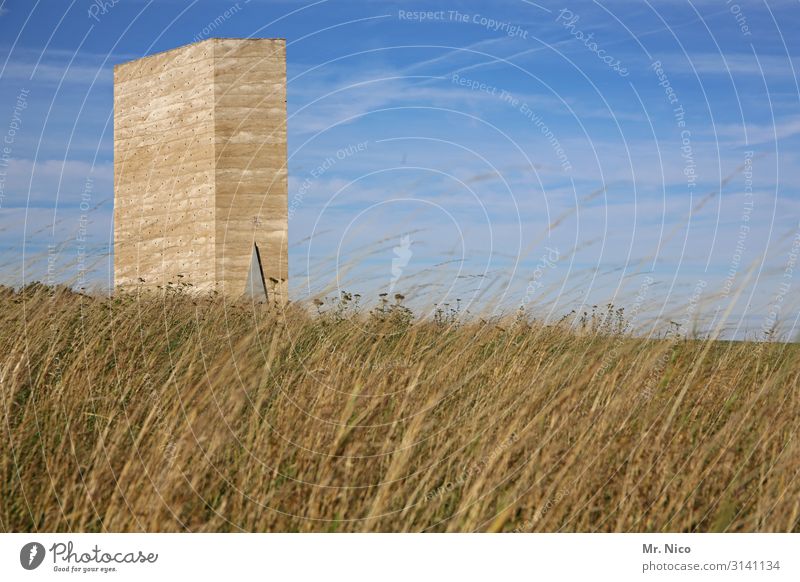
[657,51,799,77]
[716,115,800,146]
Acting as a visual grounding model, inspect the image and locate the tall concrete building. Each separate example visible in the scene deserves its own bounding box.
[113,38,287,302]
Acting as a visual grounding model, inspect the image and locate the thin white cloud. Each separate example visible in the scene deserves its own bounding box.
[2,158,112,207]
[1,61,113,84]
[658,52,799,77]
[716,115,800,146]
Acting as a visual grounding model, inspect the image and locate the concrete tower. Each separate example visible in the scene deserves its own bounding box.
[113,38,287,302]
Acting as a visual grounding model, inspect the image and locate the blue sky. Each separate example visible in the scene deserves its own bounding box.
[1,0,799,339]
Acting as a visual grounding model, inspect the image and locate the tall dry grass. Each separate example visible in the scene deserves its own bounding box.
[1,283,799,532]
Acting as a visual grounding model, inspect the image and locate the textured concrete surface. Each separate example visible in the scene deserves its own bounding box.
[114,38,287,301]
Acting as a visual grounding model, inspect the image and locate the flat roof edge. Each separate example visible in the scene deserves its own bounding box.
[114,38,286,71]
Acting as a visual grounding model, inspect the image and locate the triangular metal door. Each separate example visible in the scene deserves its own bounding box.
[244,243,269,301]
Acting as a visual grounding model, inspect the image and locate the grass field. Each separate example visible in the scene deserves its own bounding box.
[1,284,799,532]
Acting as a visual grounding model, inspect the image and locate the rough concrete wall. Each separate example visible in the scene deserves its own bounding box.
[114,41,216,291]
[213,38,288,302]
[114,38,288,300]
